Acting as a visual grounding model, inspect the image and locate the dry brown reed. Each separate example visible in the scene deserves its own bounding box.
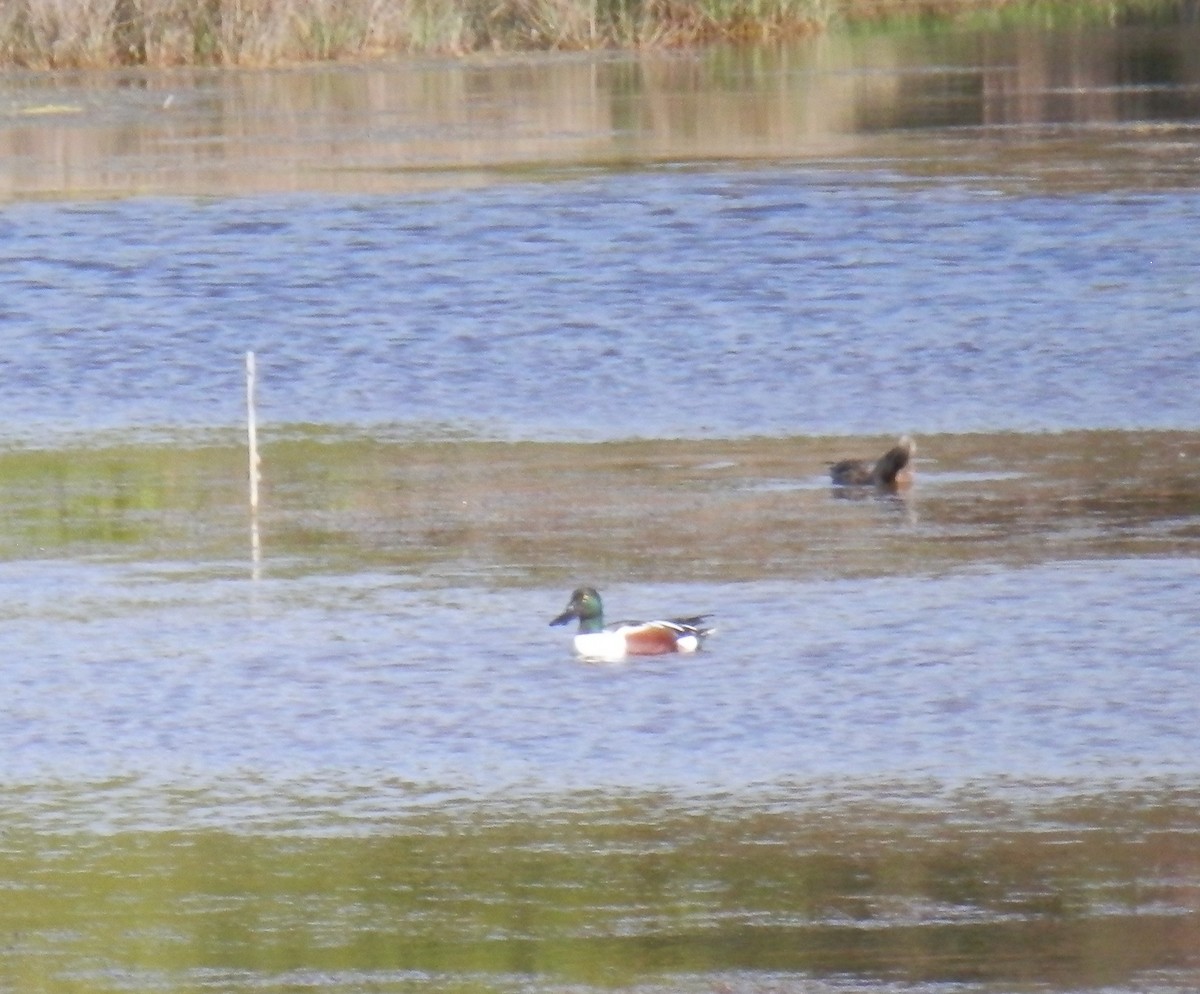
[0,0,833,66]
[0,0,1178,67]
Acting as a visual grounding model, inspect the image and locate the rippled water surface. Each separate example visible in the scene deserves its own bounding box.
[2,17,1199,994]
[3,175,1199,443]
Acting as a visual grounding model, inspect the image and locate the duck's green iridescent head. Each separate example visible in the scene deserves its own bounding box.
[550,586,605,633]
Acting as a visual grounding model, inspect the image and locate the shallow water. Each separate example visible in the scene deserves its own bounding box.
[1,17,1199,994]
[4,549,1199,797]
[2,432,1198,993]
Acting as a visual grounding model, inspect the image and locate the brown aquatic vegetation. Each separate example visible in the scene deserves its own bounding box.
[2,429,1198,582]
[0,0,1177,67]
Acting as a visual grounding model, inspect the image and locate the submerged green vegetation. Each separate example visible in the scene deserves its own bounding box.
[1,429,1198,580]
[3,784,1198,991]
[0,0,1185,68]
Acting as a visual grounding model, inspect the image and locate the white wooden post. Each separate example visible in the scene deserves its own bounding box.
[246,351,262,575]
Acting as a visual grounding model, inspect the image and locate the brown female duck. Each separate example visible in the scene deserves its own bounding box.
[829,436,916,488]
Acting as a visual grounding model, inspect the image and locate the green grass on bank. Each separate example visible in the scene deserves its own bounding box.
[0,0,1187,69]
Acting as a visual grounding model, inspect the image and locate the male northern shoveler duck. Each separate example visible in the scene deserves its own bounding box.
[549,586,714,662]
[829,435,916,488]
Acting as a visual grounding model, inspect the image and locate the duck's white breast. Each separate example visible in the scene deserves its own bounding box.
[573,630,629,663]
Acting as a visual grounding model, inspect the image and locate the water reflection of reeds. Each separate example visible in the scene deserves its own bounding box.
[3,24,1200,199]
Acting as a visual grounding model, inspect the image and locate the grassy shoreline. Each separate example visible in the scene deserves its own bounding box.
[0,0,1186,69]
